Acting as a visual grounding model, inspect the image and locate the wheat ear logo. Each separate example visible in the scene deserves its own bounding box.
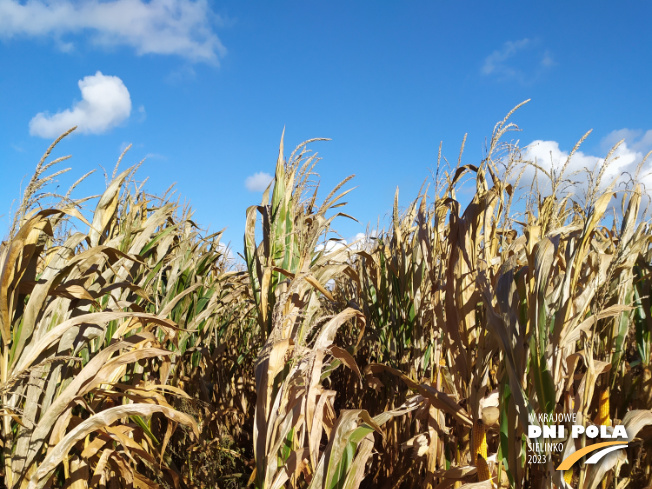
[556,441,628,470]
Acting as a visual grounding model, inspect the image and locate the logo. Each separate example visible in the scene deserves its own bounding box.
[527,413,628,469]
[556,442,628,470]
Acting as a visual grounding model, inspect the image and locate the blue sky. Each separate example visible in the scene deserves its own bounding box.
[1,1,651,251]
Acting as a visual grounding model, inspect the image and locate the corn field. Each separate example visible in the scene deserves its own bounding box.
[2,103,652,489]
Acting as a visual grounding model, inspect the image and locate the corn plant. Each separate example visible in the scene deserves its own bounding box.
[0,133,200,488]
[3,106,652,489]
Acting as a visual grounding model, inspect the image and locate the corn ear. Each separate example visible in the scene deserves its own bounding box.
[595,388,611,426]
[473,420,487,464]
[436,355,446,386]
[476,454,491,482]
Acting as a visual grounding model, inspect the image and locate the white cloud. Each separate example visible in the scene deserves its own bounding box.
[601,129,652,155]
[0,0,225,63]
[482,39,554,83]
[245,172,273,192]
[217,242,236,264]
[315,239,347,254]
[349,231,378,251]
[482,38,531,76]
[541,50,555,68]
[315,231,379,256]
[29,71,132,138]
[522,132,652,195]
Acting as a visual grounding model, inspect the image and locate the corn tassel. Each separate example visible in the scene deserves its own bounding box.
[472,420,487,465]
[595,388,611,426]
